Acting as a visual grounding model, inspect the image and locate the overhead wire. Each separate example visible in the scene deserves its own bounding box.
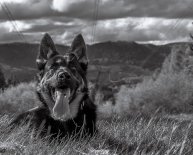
[91,0,100,44]
[0,1,27,43]
[140,18,188,68]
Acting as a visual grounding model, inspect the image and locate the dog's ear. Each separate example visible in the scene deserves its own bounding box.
[70,34,88,71]
[36,33,58,70]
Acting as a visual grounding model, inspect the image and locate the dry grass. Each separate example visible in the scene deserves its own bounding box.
[0,82,38,115]
[1,113,193,154]
[0,82,193,154]
[2,50,193,155]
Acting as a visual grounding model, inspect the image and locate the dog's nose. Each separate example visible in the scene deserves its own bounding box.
[58,72,70,80]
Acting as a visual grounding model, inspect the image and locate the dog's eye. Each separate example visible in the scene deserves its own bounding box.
[50,64,58,70]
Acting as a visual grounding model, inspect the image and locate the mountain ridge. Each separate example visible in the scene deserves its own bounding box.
[0,41,191,83]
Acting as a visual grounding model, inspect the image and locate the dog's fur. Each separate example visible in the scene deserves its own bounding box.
[10,33,97,138]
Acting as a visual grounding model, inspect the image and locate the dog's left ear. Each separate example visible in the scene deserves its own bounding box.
[70,34,88,71]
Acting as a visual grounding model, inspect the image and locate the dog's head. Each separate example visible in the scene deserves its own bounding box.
[36,33,88,121]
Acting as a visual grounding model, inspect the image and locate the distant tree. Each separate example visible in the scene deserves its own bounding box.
[161,44,192,74]
[0,67,6,91]
[6,75,19,87]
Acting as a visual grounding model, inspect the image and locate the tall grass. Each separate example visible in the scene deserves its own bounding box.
[0,79,193,154]
[1,113,193,154]
[0,82,38,115]
[2,79,193,154]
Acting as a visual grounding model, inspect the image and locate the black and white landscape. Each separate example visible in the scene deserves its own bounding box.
[0,0,193,155]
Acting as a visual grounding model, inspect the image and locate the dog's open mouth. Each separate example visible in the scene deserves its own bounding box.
[51,87,72,121]
[51,88,71,103]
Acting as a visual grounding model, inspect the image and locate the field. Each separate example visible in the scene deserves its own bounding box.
[1,48,193,154]
[1,71,193,155]
[1,112,193,155]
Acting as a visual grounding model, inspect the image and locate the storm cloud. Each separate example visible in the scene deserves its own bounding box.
[0,0,192,44]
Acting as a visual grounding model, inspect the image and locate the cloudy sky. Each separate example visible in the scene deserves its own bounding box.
[0,0,193,45]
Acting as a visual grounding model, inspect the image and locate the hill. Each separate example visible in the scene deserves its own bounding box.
[0,41,191,83]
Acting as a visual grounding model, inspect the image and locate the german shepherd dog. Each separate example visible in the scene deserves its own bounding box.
[10,33,97,138]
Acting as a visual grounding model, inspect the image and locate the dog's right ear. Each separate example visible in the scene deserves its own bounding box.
[36,33,58,70]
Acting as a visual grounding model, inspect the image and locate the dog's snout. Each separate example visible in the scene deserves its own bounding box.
[58,72,70,80]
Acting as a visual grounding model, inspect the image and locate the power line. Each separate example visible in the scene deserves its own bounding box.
[91,0,97,43]
[140,16,191,68]
[0,2,38,61]
[0,1,27,43]
[91,0,100,43]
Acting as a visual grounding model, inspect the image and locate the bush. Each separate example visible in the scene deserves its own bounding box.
[0,82,39,115]
[97,45,193,117]
[115,71,193,116]
[0,67,6,90]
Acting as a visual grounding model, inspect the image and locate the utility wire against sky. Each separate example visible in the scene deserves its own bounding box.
[140,18,191,68]
[0,1,27,43]
[91,0,100,44]
[0,1,191,47]
[0,1,40,61]
[0,0,100,44]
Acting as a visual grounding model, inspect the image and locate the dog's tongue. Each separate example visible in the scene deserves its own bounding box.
[53,89,70,120]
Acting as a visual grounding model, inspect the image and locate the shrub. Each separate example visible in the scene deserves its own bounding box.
[108,45,193,117]
[116,71,193,115]
[0,82,39,115]
[0,67,6,90]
